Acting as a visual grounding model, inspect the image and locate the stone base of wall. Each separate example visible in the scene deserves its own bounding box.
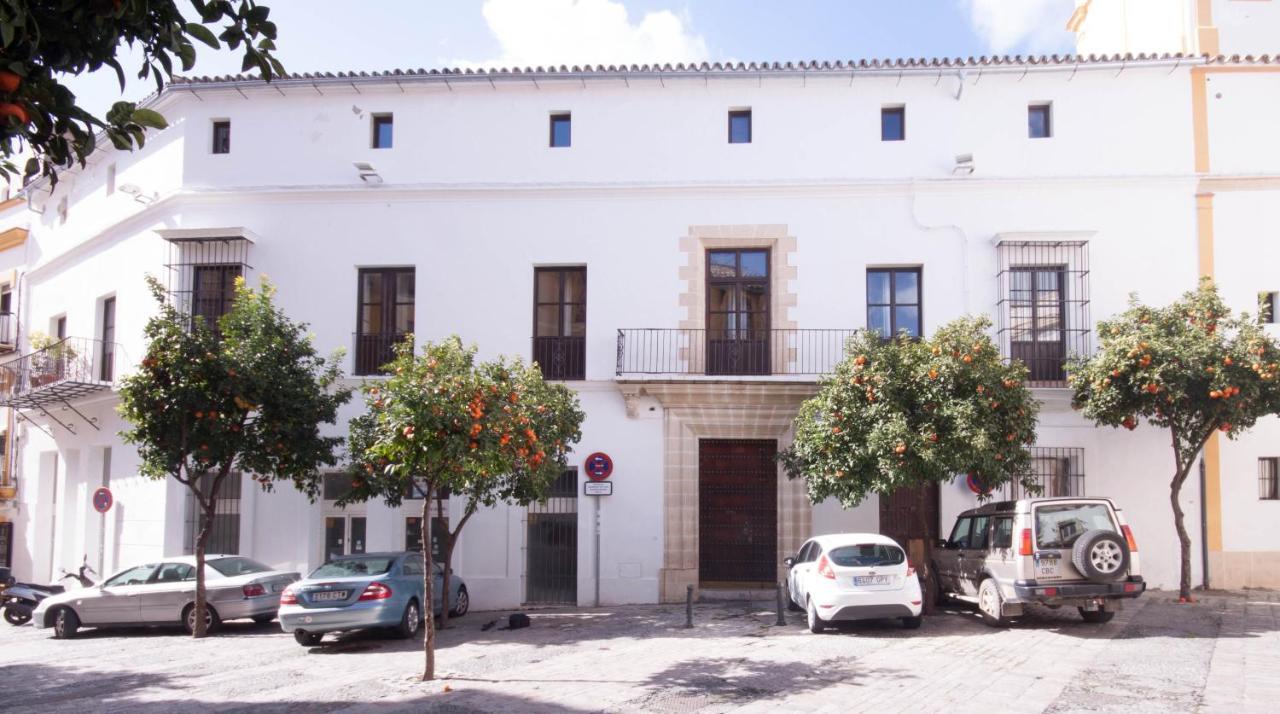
[660,567,699,603]
[1209,550,1280,589]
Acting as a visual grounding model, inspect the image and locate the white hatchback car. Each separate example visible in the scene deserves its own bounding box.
[785,533,923,633]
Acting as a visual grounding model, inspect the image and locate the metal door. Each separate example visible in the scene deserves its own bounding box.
[698,439,777,585]
[878,482,940,551]
[525,469,578,604]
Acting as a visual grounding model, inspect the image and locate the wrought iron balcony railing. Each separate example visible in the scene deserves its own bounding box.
[0,337,120,409]
[353,331,409,376]
[532,336,585,381]
[616,328,858,378]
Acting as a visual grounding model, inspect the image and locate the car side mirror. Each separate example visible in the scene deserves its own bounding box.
[936,539,950,550]
[782,557,796,569]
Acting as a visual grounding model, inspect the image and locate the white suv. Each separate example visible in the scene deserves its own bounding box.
[933,497,1145,626]
[785,533,924,634]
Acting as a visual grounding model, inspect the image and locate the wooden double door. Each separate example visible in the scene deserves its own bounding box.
[698,439,777,586]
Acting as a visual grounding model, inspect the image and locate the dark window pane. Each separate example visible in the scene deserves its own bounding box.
[1029,105,1051,138]
[881,107,905,141]
[566,303,586,337]
[728,110,751,144]
[740,284,768,312]
[895,306,920,338]
[894,271,919,304]
[563,270,585,304]
[868,306,891,336]
[536,270,560,302]
[323,473,354,500]
[550,114,571,147]
[361,273,383,304]
[394,305,414,333]
[212,121,231,154]
[739,251,768,278]
[708,285,736,312]
[396,273,415,302]
[708,251,737,278]
[536,305,559,337]
[867,271,891,305]
[373,115,393,148]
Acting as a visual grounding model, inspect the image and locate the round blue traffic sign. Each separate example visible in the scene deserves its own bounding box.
[584,452,613,481]
[92,487,114,514]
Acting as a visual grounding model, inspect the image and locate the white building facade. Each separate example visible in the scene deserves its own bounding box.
[1,6,1278,610]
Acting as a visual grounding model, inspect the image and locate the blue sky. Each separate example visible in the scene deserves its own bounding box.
[67,0,1077,116]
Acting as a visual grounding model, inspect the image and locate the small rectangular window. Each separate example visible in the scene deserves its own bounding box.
[100,297,116,381]
[372,114,393,149]
[867,268,921,339]
[1261,458,1279,500]
[1260,291,1277,324]
[1029,103,1052,139]
[881,106,905,141]
[992,517,1014,549]
[211,120,231,154]
[550,112,571,148]
[728,109,751,144]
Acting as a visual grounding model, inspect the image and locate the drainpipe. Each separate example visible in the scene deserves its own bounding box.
[908,183,972,318]
[1199,457,1209,589]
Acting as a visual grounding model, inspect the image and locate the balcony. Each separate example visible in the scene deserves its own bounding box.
[616,328,857,378]
[0,312,14,352]
[532,336,585,381]
[0,337,119,410]
[353,332,408,376]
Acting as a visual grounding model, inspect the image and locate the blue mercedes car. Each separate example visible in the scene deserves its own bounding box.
[278,552,468,646]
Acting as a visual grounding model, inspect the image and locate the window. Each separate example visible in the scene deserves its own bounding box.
[866,268,921,339]
[191,265,241,329]
[881,106,905,141]
[152,563,195,583]
[968,516,991,550]
[106,164,116,195]
[372,114,393,149]
[992,517,1014,549]
[323,473,354,501]
[405,516,449,559]
[728,109,751,144]
[100,297,116,381]
[828,544,905,567]
[947,518,972,549]
[355,268,414,375]
[532,267,586,380]
[0,285,11,346]
[54,315,66,340]
[1261,458,1279,500]
[105,564,158,587]
[208,557,271,577]
[1028,103,1052,139]
[183,473,241,555]
[997,241,1090,385]
[550,112,571,148]
[1034,503,1116,549]
[212,120,231,154]
[1260,292,1277,324]
[1006,447,1085,500]
[706,249,770,375]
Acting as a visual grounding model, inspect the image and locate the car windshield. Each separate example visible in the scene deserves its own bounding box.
[828,544,905,567]
[1035,503,1117,549]
[309,556,396,578]
[208,557,274,577]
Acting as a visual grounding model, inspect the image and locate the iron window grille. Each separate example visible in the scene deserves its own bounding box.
[1260,458,1279,501]
[996,241,1090,386]
[1002,447,1086,500]
[183,472,241,555]
[164,235,253,328]
[523,468,578,605]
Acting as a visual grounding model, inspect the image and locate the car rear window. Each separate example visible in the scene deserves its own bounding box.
[1035,503,1117,549]
[208,557,273,577]
[310,556,395,578]
[828,544,905,567]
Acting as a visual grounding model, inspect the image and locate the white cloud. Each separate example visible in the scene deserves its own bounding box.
[961,0,1077,54]
[454,0,710,68]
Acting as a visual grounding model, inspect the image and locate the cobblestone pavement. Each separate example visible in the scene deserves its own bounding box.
[0,589,1275,713]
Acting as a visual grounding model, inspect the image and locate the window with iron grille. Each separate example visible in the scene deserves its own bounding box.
[163,235,252,327]
[996,241,1090,386]
[355,268,414,376]
[183,473,241,555]
[1261,458,1279,501]
[1003,447,1085,500]
[533,267,586,380]
[1260,291,1277,324]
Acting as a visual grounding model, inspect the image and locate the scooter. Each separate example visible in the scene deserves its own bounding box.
[1,559,96,626]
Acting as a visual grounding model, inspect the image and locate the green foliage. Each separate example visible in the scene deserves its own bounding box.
[0,1,284,185]
[344,336,584,511]
[781,316,1040,505]
[119,276,351,493]
[1068,278,1280,467]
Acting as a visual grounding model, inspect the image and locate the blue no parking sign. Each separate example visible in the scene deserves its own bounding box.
[92,487,114,514]
[584,452,613,481]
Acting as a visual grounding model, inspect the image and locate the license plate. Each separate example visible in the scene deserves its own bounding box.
[271,583,284,593]
[853,575,893,586]
[310,590,347,602]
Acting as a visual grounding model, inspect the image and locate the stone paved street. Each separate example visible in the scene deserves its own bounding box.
[0,590,1276,713]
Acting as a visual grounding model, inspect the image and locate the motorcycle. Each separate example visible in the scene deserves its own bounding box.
[1,559,97,626]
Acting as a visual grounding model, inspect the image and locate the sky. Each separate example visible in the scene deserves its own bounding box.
[66,0,1079,117]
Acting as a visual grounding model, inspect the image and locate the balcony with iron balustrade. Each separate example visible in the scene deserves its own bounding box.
[615,328,859,380]
[0,337,121,412]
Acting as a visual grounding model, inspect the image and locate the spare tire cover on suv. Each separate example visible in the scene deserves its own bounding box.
[1071,529,1130,582]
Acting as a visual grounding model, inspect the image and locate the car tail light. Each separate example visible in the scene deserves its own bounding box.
[279,586,297,605]
[905,559,916,577]
[242,583,266,598]
[816,555,835,580]
[1042,587,1058,597]
[1122,525,1139,552]
[358,582,393,601]
[1019,528,1034,556]
[1123,583,1139,593]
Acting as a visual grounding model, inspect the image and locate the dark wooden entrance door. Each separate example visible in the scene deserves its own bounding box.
[878,482,940,552]
[698,439,777,586]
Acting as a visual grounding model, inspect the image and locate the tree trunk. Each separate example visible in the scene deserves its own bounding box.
[192,499,215,639]
[420,486,436,682]
[1170,466,1195,601]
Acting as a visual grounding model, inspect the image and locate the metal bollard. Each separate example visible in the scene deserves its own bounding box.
[775,581,787,626]
[684,584,694,628]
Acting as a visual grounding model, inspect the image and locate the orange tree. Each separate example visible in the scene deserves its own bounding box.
[0,1,284,184]
[1067,278,1280,601]
[780,317,1040,602]
[118,276,350,637]
[343,336,583,681]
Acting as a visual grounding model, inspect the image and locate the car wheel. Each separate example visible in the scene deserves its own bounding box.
[449,587,469,618]
[806,598,826,634]
[4,607,31,626]
[1071,530,1130,583]
[1079,608,1116,624]
[252,614,275,625]
[395,599,421,639]
[901,614,923,630]
[52,607,80,639]
[977,579,1008,628]
[294,630,323,647]
[931,570,948,607]
[183,604,222,636]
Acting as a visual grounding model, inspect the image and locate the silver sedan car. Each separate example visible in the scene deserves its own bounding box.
[32,555,299,638]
